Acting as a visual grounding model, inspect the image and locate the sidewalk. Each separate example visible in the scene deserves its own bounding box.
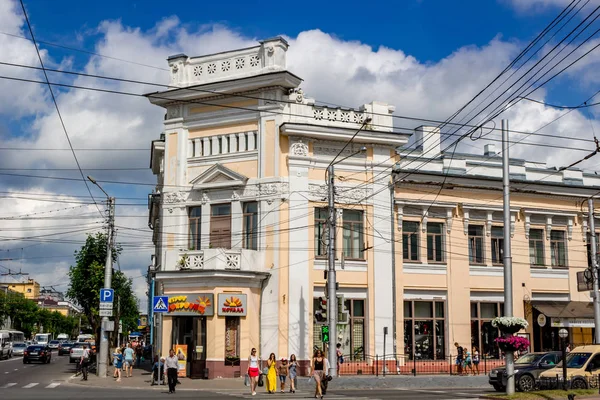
[67,368,491,391]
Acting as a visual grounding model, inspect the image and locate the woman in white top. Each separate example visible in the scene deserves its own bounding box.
[247,348,260,396]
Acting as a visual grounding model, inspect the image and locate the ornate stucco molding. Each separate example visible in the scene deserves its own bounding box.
[308,184,372,204]
[163,191,188,204]
[289,138,309,157]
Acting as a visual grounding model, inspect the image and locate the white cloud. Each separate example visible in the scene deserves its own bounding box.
[1,0,600,309]
[505,0,572,13]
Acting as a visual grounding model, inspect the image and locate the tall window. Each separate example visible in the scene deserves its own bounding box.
[471,302,503,359]
[550,230,567,267]
[404,300,445,360]
[529,229,545,266]
[490,227,504,265]
[224,317,240,365]
[243,202,258,250]
[403,221,419,261]
[427,223,444,262]
[343,210,364,260]
[188,207,202,250]
[314,208,328,257]
[468,225,485,264]
[210,204,231,249]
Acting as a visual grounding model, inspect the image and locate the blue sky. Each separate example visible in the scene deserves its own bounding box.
[0,0,598,310]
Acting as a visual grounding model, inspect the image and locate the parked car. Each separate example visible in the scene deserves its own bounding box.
[58,342,74,356]
[69,342,91,363]
[539,345,600,389]
[11,343,27,357]
[0,332,10,359]
[47,340,61,350]
[23,345,51,364]
[489,351,561,392]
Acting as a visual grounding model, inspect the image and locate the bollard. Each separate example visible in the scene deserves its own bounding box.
[413,356,416,377]
[449,355,452,376]
[376,355,379,377]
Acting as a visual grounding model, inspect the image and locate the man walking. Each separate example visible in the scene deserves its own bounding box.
[165,349,178,394]
[454,342,464,376]
[124,343,135,377]
[80,345,91,381]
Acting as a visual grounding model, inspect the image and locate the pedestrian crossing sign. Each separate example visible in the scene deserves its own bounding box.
[153,296,169,313]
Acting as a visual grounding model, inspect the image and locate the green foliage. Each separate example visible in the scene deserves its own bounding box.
[67,232,139,341]
[0,290,78,338]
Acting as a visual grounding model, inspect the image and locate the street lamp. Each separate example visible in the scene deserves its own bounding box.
[558,328,569,390]
[87,175,115,378]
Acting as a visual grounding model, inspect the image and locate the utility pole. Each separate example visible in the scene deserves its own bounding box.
[98,196,115,378]
[588,198,600,344]
[327,163,338,378]
[501,119,515,395]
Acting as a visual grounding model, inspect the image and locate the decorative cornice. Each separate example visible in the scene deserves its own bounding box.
[163,191,188,204]
[308,184,372,204]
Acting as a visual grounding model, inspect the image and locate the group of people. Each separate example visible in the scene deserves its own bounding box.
[454,342,481,376]
[111,342,141,381]
[247,348,333,399]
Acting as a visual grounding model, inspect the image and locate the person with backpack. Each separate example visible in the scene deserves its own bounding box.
[80,345,91,381]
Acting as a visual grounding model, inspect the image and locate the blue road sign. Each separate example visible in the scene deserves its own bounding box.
[153,296,169,313]
[100,288,114,303]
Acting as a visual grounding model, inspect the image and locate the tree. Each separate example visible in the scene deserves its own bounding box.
[67,232,139,347]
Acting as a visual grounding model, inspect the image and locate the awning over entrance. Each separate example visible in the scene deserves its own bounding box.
[532,301,594,318]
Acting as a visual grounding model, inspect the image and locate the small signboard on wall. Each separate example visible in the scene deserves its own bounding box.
[167,294,214,316]
[217,294,247,316]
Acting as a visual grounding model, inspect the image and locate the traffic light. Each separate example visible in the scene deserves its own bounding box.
[314,297,327,324]
[321,325,330,343]
[337,295,349,325]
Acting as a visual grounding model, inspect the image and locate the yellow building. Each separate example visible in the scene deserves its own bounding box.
[147,38,597,378]
[7,279,40,300]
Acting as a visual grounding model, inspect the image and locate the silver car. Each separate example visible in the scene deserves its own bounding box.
[47,340,60,350]
[11,343,27,356]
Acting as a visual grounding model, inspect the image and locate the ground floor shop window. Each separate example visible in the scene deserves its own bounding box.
[470,302,503,359]
[404,300,445,360]
[225,317,240,366]
[171,316,207,378]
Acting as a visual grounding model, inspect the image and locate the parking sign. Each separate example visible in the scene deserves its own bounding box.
[100,288,114,303]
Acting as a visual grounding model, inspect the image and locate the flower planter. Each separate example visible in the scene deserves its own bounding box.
[498,325,526,335]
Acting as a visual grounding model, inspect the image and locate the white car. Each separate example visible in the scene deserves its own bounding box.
[11,343,27,356]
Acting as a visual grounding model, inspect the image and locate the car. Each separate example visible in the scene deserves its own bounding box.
[58,342,74,355]
[23,345,51,364]
[489,351,561,392]
[47,340,61,350]
[11,343,27,357]
[539,345,600,389]
[69,342,91,363]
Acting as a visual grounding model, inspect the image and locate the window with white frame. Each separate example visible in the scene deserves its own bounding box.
[550,230,567,267]
[342,210,364,260]
[490,226,504,265]
[529,229,545,266]
[468,225,485,264]
[403,221,419,261]
[427,223,444,262]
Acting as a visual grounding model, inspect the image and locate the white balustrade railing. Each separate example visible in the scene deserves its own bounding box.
[176,248,265,272]
[188,131,257,159]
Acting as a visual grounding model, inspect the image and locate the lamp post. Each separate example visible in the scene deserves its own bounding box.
[559,328,569,390]
[87,175,115,378]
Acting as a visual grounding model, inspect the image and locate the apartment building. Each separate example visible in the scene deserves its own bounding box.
[147,38,597,378]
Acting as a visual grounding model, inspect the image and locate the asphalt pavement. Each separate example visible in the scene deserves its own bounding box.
[0,351,496,399]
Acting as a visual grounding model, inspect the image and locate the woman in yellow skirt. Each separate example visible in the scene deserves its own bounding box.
[266,353,277,394]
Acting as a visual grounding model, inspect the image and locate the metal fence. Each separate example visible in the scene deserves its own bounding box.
[338,353,505,376]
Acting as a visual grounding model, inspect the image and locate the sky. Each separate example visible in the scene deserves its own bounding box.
[0,0,599,313]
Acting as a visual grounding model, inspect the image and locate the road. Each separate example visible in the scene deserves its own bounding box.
[0,352,495,399]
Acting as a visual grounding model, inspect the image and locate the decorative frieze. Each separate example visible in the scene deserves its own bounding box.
[163,191,187,204]
[308,184,372,204]
[290,139,309,157]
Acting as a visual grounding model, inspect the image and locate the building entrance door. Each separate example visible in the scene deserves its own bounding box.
[172,316,207,379]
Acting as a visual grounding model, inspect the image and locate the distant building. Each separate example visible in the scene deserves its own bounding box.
[39,288,64,303]
[37,297,81,317]
[3,278,39,300]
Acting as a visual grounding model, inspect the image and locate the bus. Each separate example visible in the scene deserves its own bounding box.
[8,330,25,344]
[34,333,52,345]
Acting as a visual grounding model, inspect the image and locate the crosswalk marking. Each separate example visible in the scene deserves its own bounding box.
[1,383,16,389]
[22,383,38,388]
[46,383,61,388]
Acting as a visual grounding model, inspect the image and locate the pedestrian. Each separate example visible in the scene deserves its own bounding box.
[278,358,288,393]
[312,349,325,399]
[464,350,474,375]
[152,355,164,385]
[472,346,480,376]
[336,343,343,376]
[80,345,91,381]
[566,343,572,353]
[288,354,297,393]
[165,349,178,394]
[266,353,277,394]
[136,343,143,367]
[454,342,464,376]
[115,349,123,382]
[124,343,135,377]
[247,348,260,396]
